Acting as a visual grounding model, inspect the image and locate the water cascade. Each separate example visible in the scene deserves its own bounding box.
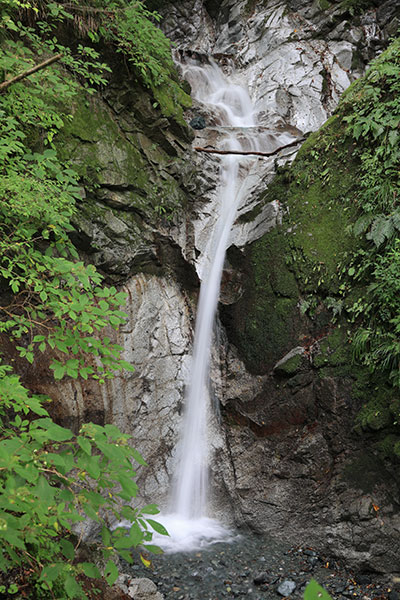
[152,58,294,552]
[151,59,261,552]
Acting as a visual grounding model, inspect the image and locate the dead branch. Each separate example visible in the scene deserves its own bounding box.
[0,53,63,93]
[193,137,305,157]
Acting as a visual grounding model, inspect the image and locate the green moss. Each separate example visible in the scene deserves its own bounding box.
[152,80,192,127]
[222,228,301,373]
[355,392,395,432]
[314,327,350,369]
[319,0,331,10]
[377,434,400,459]
[56,86,188,221]
[223,114,360,374]
[276,352,302,376]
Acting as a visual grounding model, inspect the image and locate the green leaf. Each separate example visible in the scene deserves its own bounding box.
[81,562,101,579]
[77,436,91,455]
[146,519,169,536]
[40,563,65,583]
[51,362,66,380]
[1,529,26,550]
[131,448,147,466]
[46,424,73,442]
[141,504,160,515]
[83,503,100,522]
[35,475,55,504]
[60,539,75,561]
[79,455,100,479]
[101,526,111,547]
[366,216,394,248]
[304,579,332,600]
[104,560,119,586]
[117,474,138,497]
[64,573,83,599]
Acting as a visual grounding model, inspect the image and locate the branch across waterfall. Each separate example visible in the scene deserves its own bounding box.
[194,137,305,157]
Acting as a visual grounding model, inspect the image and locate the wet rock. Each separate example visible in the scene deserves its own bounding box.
[273,347,309,377]
[190,115,207,129]
[277,580,297,596]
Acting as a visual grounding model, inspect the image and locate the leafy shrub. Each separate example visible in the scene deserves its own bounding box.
[0,1,176,596]
[0,363,167,598]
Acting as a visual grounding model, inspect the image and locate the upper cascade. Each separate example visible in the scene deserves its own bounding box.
[182,59,256,129]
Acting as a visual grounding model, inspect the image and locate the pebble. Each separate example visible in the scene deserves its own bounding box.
[277,580,297,596]
[388,592,399,600]
[254,572,269,585]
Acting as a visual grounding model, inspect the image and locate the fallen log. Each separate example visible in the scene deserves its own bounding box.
[193,137,305,157]
[0,53,63,93]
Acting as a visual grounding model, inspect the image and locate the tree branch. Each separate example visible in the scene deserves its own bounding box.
[0,54,63,93]
[193,137,305,157]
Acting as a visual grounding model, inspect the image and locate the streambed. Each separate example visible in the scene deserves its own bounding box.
[124,533,390,600]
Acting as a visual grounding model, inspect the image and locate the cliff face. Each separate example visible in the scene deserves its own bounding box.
[14,0,400,572]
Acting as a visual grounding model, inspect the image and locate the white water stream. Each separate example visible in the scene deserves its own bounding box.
[153,60,262,552]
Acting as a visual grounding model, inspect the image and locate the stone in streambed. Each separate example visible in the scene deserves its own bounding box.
[127,577,164,600]
[254,572,270,585]
[277,580,297,596]
[355,574,371,585]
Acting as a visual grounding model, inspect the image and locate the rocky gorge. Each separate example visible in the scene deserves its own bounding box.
[5,0,400,586]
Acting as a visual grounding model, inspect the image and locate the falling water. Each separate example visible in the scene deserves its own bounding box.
[153,59,262,552]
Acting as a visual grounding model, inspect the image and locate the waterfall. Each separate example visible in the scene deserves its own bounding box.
[153,59,261,552]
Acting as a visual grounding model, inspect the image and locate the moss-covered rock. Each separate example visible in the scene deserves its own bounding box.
[274,347,309,377]
[55,75,195,278]
[222,115,359,374]
[222,228,302,373]
[355,387,398,432]
[313,326,350,371]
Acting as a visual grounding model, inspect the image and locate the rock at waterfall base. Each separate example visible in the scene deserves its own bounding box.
[116,576,164,600]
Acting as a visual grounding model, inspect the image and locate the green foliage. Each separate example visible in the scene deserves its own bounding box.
[0,0,136,381]
[0,364,167,598]
[335,38,400,388]
[339,0,377,16]
[0,2,175,596]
